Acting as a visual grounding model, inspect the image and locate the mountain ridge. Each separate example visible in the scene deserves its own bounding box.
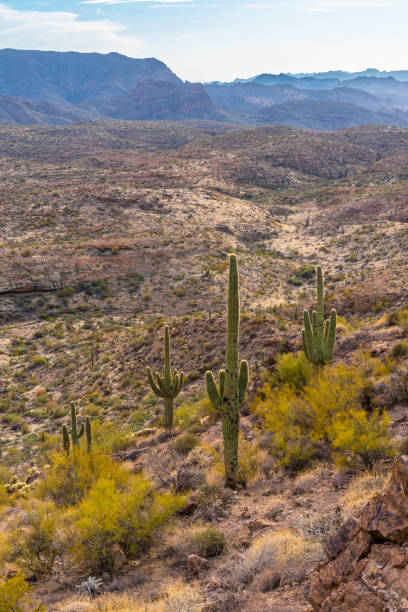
[3,49,408,129]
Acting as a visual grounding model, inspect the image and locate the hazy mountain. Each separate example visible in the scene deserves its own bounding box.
[0,49,181,105]
[3,49,408,129]
[0,94,102,126]
[255,100,408,130]
[82,81,228,122]
[252,74,339,90]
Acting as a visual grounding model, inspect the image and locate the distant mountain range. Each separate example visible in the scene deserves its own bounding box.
[2,49,408,130]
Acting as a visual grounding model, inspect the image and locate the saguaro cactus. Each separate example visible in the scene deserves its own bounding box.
[62,402,93,453]
[205,254,249,488]
[302,266,337,366]
[147,326,184,430]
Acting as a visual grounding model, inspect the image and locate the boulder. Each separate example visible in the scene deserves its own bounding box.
[309,456,408,611]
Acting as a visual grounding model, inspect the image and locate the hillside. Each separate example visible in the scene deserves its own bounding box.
[1,121,408,610]
[0,94,103,126]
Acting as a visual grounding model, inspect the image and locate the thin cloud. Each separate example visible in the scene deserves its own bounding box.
[80,0,194,4]
[311,1,393,6]
[0,3,143,55]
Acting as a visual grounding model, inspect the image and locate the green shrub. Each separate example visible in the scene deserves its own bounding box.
[0,572,44,612]
[38,449,131,506]
[274,351,314,390]
[329,408,394,469]
[8,500,62,576]
[174,433,198,456]
[193,525,225,558]
[0,483,9,508]
[390,342,408,359]
[253,361,393,471]
[70,475,187,571]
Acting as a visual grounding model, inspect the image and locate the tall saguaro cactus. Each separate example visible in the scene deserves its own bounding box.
[205,254,249,488]
[62,402,92,453]
[302,266,337,366]
[147,326,184,430]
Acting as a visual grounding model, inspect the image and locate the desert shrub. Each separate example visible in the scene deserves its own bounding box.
[174,433,198,456]
[70,475,187,571]
[400,437,408,455]
[387,360,408,403]
[329,408,394,469]
[274,351,314,390]
[91,421,133,454]
[38,449,131,506]
[237,438,266,484]
[207,437,265,485]
[341,470,389,520]
[174,398,217,429]
[253,361,393,471]
[232,529,322,585]
[390,341,408,359]
[300,507,343,544]
[194,525,225,557]
[7,500,63,576]
[169,523,225,560]
[194,483,233,521]
[0,572,44,612]
[0,483,9,508]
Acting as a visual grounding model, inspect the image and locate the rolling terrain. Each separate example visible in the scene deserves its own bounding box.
[1,121,408,610]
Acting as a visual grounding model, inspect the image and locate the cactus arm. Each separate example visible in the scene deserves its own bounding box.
[238,360,249,404]
[324,309,337,363]
[147,367,165,398]
[178,372,184,393]
[77,423,85,439]
[205,371,221,411]
[70,402,82,446]
[301,329,310,360]
[303,310,317,364]
[85,417,92,453]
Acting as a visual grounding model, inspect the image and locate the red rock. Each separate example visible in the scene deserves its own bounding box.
[309,456,408,611]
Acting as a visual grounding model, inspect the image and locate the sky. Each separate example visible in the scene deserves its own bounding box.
[0,1,407,82]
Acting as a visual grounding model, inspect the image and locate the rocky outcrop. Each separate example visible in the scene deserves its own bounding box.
[0,274,61,294]
[308,456,408,611]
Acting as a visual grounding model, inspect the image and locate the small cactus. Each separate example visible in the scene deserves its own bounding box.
[205,254,249,488]
[302,266,337,366]
[62,402,93,453]
[147,326,184,430]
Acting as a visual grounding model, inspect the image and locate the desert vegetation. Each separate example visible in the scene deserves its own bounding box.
[1,121,408,610]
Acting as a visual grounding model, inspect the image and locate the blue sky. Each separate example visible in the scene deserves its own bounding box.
[0,1,406,81]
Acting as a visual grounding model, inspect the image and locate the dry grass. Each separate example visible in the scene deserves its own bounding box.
[340,470,389,520]
[231,529,323,585]
[293,465,331,495]
[55,580,204,612]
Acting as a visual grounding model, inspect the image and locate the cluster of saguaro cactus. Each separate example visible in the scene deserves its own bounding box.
[141,259,336,487]
[205,254,249,488]
[302,266,337,366]
[62,402,92,453]
[147,326,184,430]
